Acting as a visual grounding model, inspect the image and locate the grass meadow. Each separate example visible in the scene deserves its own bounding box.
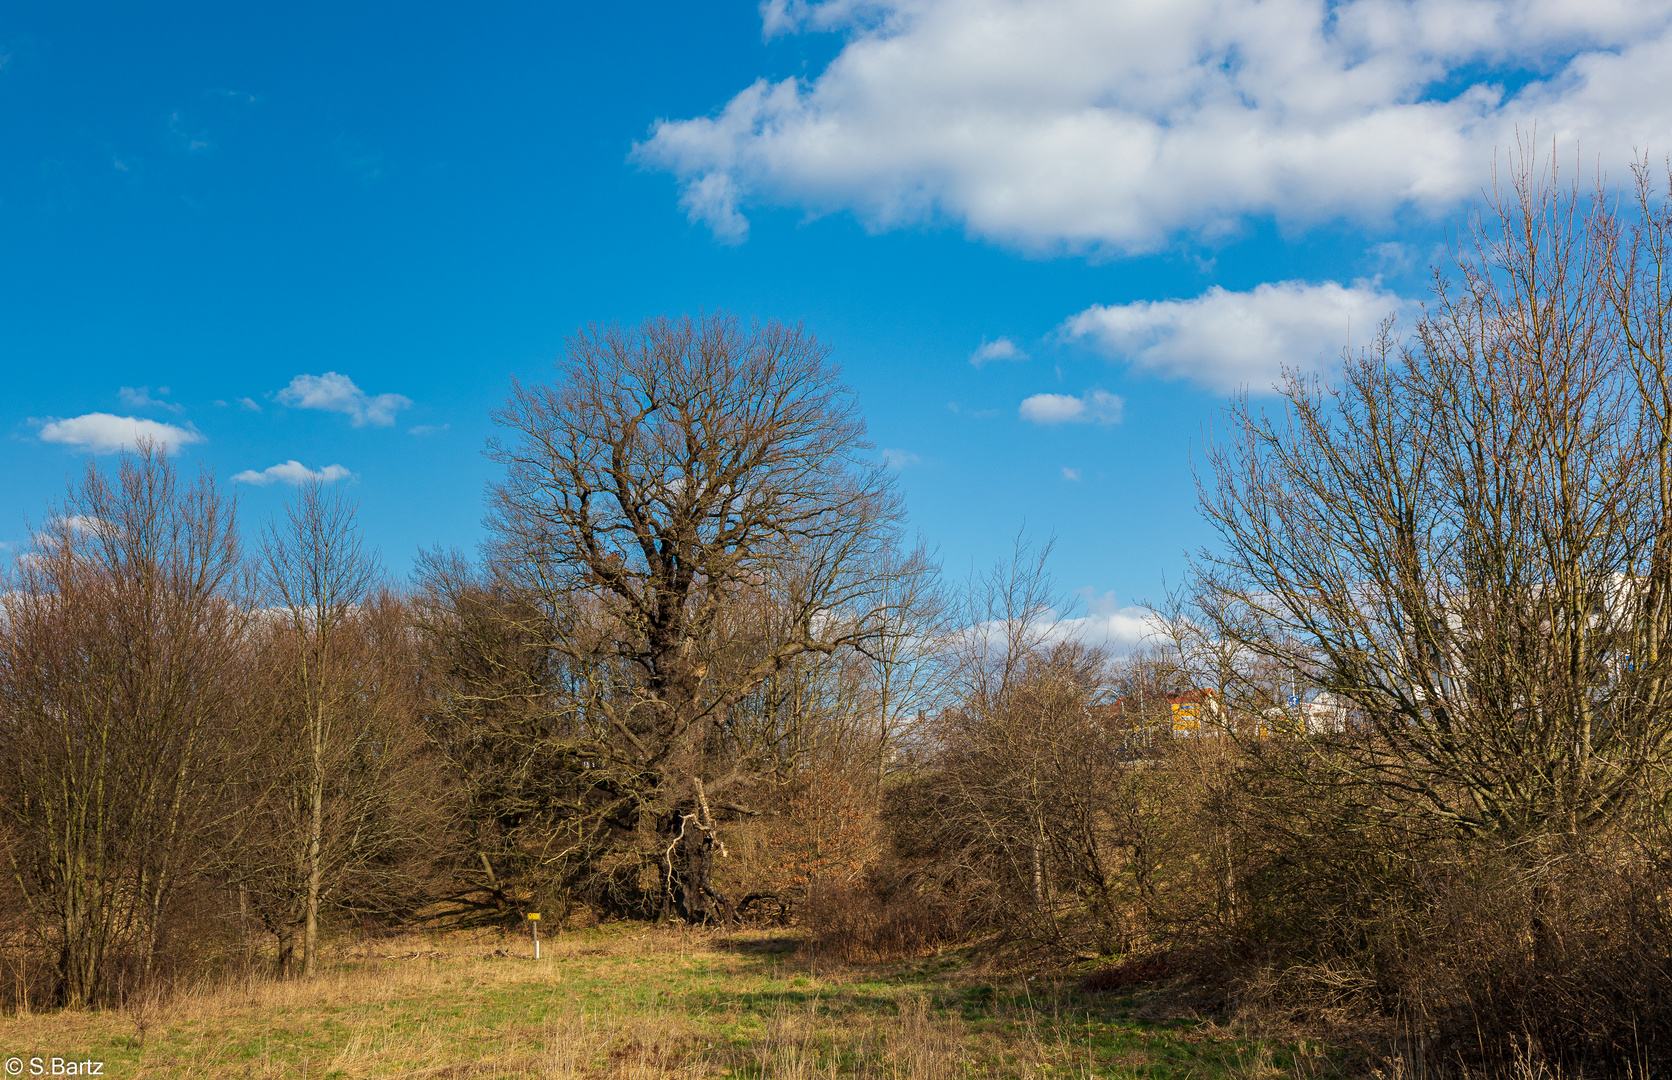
[0,927,1348,1079]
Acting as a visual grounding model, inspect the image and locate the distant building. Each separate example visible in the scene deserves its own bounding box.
[1163,689,1220,735]
[1106,686,1354,741]
[1301,691,1348,733]
[1262,690,1349,735]
[1108,688,1230,738]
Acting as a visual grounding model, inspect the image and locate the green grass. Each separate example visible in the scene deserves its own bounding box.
[0,928,1345,1078]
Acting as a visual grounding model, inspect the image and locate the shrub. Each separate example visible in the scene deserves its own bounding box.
[800,870,959,963]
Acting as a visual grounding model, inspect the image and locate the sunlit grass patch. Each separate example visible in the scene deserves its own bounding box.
[0,927,1342,1078]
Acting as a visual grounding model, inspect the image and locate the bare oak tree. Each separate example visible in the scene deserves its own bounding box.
[479,312,905,921]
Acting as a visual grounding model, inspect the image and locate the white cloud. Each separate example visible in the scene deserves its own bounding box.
[881,447,922,469]
[1049,592,1163,656]
[22,516,115,559]
[37,413,204,454]
[408,423,450,436]
[638,0,1672,252]
[679,172,751,244]
[1063,279,1401,393]
[1061,467,1081,482]
[119,385,184,413]
[276,372,411,427]
[1019,388,1123,426]
[232,461,355,486]
[760,0,895,37]
[970,592,1162,657]
[971,337,1027,366]
[237,397,262,412]
[55,515,113,538]
[1368,242,1415,273]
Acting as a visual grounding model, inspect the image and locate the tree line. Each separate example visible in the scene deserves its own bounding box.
[4,149,1672,1073]
[0,313,946,1010]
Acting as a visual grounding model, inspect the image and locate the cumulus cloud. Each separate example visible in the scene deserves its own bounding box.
[679,172,751,244]
[26,515,115,557]
[37,413,204,454]
[237,397,262,412]
[1063,279,1402,392]
[760,0,895,37]
[1051,593,1163,656]
[638,0,1672,252]
[967,593,1161,657]
[971,337,1028,366]
[276,372,411,427]
[119,386,183,413]
[232,461,355,486]
[55,515,113,538]
[1019,388,1123,425]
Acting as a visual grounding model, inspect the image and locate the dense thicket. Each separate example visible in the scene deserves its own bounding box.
[0,450,247,1007]
[0,459,456,1006]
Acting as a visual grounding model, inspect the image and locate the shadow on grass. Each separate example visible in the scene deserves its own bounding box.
[712,934,802,956]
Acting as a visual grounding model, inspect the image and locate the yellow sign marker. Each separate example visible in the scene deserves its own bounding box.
[528,913,540,920]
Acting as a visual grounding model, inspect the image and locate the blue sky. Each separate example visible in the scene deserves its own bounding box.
[5,0,1670,648]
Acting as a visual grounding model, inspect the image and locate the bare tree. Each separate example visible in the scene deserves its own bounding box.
[254,483,381,975]
[910,541,1118,941]
[233,583,451,973]
[1189,148,1672,845]
[868,539,1193,956]
[0,447,246,1005]
[845,542,952,780]
[697,539,946,787]
[478,312,906,921]
[409,553,576,919]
